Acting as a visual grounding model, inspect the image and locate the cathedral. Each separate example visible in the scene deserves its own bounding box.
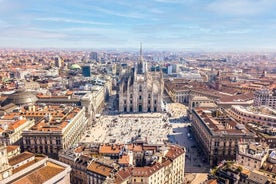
[118,44,164,113]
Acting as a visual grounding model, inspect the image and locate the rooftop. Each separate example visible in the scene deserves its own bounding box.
[12,161,65,184]
[194,108,252,136]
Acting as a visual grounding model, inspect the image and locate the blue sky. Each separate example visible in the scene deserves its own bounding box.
[0,0,276,50]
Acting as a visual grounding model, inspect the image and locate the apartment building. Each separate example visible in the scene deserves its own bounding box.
[254,88,276,109]
[190,108,256,166]
[59,143,185,184]
[236,142,269,170]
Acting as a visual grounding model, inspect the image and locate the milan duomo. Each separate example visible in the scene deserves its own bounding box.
[119,44,164,113]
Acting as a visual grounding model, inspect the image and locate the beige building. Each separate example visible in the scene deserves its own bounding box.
[236,142,269,170]
[59,143,185,184]
[0,118,35,146]
[245,122,276,148]
[254,88,276,109]
[191,108,256,166]
[227,105,276,127]
[19,105,87,158]
[0,144,71,184]
[119,45,164,113]
[81,85,106,121]
[0,143,12,180]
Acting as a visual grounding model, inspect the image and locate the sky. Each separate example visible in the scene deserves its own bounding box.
[0,0,276,50]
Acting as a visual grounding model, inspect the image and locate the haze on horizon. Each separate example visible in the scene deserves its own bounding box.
[1,0,276,51]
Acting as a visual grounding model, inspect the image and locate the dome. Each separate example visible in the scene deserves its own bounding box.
[70,64,81,70]
[4,90,38,105]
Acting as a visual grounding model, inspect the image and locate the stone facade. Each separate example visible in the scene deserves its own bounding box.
[119,45,163,113]
[190,108,256,166]
[254,88,276,108]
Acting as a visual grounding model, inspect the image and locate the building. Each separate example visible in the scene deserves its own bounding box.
[189,96,217,110]
[227,105,276,127]
[164,79,220,104]
[0,143,12,180]
[215,71,222,91]
[190,108,256,166]
[0,144,71,184]
[208,162,276,184]
[19,105,88,158]
[82,65,91,77]
[236,142,269,170]
[118,44,164,113]
[0,118,35,146]
[59,142,185,184]
[245,122,276,148]
[254,88,276,109]
[81,85,107,121]
[164,78,254,107]
[1,90,38,106]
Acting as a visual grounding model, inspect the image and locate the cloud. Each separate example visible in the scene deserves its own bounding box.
[153,0,190,3]
[90,5,145,19]
[207,0,274,16]
[35,17,111,25]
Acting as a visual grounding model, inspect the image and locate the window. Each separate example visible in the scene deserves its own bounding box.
[139,96,142,100]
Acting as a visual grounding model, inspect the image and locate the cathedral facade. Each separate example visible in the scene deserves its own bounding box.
[118,45,164,113]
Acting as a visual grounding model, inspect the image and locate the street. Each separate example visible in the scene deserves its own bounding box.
[167,103,209,183]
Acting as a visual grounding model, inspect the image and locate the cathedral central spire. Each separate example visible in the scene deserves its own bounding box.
[137,42,147,74]
[140,42,143,61]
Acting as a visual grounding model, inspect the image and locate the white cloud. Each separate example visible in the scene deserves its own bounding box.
[207,0,273,16]
[88,5,146,19]
[36,17,111,25]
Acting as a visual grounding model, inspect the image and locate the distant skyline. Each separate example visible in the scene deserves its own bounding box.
[1,0,276,50]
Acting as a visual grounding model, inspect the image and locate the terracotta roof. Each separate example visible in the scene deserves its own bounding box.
[128,144,143,152]
[118,155,129,165]
[206,179,218,184]
[9,119,27,130]
[87,162,113,177]
[13,157,44,174]
[113,168,132,184]
[8,151,34,166]
[166,145,185,160]
[12,161,65,184]
[131,163,163,177]
[99,144,121,154]
[6,145,19,153]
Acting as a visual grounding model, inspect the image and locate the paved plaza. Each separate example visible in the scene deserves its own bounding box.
[81,100,209,183]
[81,113,172,144]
